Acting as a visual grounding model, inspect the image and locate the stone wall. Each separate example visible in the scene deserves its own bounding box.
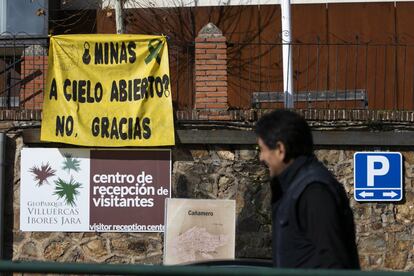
[6,132,414,270]
[174,146,414,270]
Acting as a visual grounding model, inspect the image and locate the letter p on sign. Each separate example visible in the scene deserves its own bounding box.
[367,156,389,186]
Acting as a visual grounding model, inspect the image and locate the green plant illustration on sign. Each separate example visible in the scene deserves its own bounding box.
[53,177,82,207]
[29,163,56,186]
[62,153,81,174]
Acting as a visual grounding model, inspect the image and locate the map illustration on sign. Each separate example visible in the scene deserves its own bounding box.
[163,198,235,265]
[354,152,403,202]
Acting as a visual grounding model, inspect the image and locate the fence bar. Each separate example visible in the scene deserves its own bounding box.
[402,45,407,108]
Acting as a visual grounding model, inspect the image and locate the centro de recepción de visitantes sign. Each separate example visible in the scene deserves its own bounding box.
[20,148,171,232]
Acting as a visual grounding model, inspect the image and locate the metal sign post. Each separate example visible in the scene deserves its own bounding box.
[281,0,294,108]
[115,0,125,34]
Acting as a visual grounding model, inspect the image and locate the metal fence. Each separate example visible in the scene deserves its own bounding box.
[0,33,48,110]
[0,34,195,111]
[2,34,414,111]
[169,43,195,110]
[228,42,414,110]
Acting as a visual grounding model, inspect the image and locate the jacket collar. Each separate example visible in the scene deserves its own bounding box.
[277,155,313,193]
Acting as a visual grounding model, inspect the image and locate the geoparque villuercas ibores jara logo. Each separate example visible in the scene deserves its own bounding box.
[29,153,82,206]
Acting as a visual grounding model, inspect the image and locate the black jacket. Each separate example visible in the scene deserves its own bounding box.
[271,155,360,269]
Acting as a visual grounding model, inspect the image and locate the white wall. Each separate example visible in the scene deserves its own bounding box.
[0,0,6,33]
[1,0,47,35]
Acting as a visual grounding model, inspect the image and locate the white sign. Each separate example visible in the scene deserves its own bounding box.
[20,148,171,232]
[164,198,236,265]
[20,148,90,231]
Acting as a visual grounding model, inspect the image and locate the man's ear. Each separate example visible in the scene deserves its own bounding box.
[275,141,286,161]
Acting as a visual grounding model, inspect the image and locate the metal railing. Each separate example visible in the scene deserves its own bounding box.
[0,34,196,112]
[228,42,414,110]
[0,33,48,110]
[169,43,195,110]
[2,34,414,111]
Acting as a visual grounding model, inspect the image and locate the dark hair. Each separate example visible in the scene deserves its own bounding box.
[255,109,313,162]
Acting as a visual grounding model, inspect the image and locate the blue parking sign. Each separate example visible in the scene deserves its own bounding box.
[354,152,403,202]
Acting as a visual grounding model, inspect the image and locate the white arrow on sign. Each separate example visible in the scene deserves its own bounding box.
[359,191,374,198]
[383,191,398,198]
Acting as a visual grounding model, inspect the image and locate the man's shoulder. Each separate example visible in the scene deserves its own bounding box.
[292,159,341,199]
[303,158,333,176]
[302,159,339,186]
[300,182,335,201]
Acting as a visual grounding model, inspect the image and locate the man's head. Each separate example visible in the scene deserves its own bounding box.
[255,109,313,177]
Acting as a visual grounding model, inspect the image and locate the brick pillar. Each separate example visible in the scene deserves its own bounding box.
[20,45,48,110]
[194,23,229,119]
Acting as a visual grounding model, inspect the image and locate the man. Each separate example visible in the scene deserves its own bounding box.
[255,109,360,269]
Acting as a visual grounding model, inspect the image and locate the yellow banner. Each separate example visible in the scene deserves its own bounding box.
[41,34,175,147]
